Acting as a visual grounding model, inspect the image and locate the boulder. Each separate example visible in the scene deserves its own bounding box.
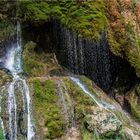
[84,107,122,135]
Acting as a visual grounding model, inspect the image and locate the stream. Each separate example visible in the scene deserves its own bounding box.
[0,22,35,140]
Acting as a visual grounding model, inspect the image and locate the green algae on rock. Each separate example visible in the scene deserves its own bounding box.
[19,0,108,40]
[31,78,65,139]
[0,70,11,86]
[23,41,60,77]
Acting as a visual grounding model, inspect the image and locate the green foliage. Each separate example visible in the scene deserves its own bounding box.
[19,1,50,22]
[64,77,95,123]
[100,128,129,140]
[32,79,65,139]
[81,125,96,140]
[129,89,140,122]
[126,46,140,78]
[0,20,14,41]
[136,84,140,97]
[81,124,129,140]
[136,36,140,52]
[23,41,59,77]
[0,70,11,86]
[0,126,4,140]
[79,76,96,94]
[64,77,95,106]
[19,0,108,40]
[131,102,140,122]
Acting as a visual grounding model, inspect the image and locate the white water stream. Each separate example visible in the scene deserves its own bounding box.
[70,76,115,109]
[70,76,140,138]
[2,22,35,140]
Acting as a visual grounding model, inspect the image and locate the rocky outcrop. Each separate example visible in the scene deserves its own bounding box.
[84,107,122,135]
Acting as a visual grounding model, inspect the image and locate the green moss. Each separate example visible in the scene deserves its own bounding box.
[79,76,96,94]
[126,47,140,78]
[64,77,95,106]
[81,124,128,140]
[63,77,95,123]
[32,79,65,139]
[18,1,50,23]
[100,128,129,140]
[130,98,140,122]
[81,125,96,140]
[0,70,11,86]
[19,0,108,40]
[23,41,59,77]
[0,127,4,140]
[126,89,140,123]
[0,20,14,41]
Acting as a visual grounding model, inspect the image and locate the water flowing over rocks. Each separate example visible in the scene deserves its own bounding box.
[0,22,35,140]
[50,20,136,93]
[1,1,140,139]
[25,20,137,94]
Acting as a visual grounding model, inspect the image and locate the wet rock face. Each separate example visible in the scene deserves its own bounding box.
[51,21,137,93]
[52,22,115,92]
[24,20,137,93]
[84,107,122,135]
[1,79,29,140]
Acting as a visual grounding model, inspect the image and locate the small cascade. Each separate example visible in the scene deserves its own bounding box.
[0,88,5,139]
[70,76,115,109]
[70,75,140,138]
[46,20,136,93]
[0,22,35,140]
[52,21,115,92]
[22,79,35,140]
[7,81,17,140]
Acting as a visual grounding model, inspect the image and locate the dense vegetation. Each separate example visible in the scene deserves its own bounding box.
[23,41,61,76]
[32,79,65,139]
[19,0,108,40]
[18,0,140,79]
[20,0,140,125]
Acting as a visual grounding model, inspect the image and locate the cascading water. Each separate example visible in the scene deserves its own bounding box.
[49,20,136,94]
[0,89,5,138]
[1,22,35,140]
[70,75,140,138]
[70,76,115,109]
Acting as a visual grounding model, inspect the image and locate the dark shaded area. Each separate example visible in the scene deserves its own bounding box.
[22,20,137,94]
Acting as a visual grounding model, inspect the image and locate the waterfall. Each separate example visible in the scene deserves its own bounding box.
[52,21,116,92]
[22,79,35,140]
[51,21,136,94]
[70,76,140,137]
[0,90,5,139]
[0,22,35,140]
[70,76,115,109]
